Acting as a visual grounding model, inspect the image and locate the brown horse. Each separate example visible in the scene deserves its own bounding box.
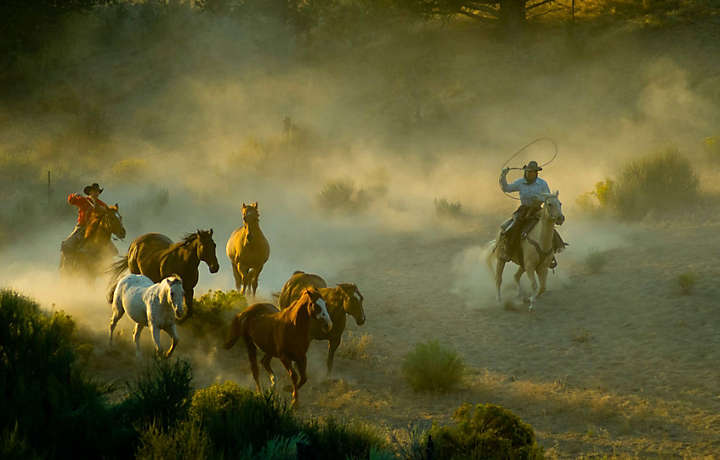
[224,287,332,407]
[278,271,366,376]
[226,202,270,296]
[107,230,220,318]
[62,204,126,277]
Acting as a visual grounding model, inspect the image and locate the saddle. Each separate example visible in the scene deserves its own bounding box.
[500,208,567,268]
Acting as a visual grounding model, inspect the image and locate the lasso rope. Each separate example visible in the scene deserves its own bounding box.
[501,137,558,200]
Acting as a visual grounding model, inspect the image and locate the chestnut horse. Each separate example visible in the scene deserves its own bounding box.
[226,202,270,296]
[278,271,365,376]
[224,287,332,407]
[107,230,220,318]
[62,204,126,277]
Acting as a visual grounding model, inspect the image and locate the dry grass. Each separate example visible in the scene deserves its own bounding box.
[676,272,697,295]
[337,331,372,361]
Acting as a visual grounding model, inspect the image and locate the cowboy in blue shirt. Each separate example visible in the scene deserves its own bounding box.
[498,161,566,266]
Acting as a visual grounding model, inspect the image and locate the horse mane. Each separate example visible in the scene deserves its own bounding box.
[285,289,314,326]
[181,230,212,246]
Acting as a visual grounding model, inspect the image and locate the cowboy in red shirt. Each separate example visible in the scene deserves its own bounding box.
[61,183,110,264]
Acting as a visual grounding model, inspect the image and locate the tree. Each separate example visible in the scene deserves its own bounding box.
[401,0,558,29]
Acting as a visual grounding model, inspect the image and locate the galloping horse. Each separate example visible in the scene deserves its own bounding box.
[224,287,332,407]
[109,274,185,358]
[278,271,365,376]
[108,230,220,318]
[62,204,126,277]
[226,202,270,296]
[486,192,565,311]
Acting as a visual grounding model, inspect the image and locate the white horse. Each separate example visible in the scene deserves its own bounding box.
[109,274,185,357]
[486,191,565,311]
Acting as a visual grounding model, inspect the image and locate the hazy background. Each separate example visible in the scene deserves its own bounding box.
[1,0,719,325]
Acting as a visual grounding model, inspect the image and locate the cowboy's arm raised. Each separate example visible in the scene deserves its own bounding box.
[499,168,521,193]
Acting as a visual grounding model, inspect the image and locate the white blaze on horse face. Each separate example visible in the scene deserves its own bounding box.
[170,282,185,317]
[354,291,362,302]
[315,298,332,330]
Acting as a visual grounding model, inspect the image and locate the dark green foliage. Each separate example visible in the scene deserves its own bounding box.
[317,180,372,214]
[402,340,465,392]
[181,290,247,349]
[303,417,389,460]
[428,403,544,459]
[0,289,116,459]
[434,198,464,219]
[119,358,194,432]
[136,419,211,460]
[190,382,300,456]
[610,149,699,220]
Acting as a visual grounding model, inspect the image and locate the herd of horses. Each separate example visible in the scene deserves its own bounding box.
[65,192,565,406]
[69,201,367,406]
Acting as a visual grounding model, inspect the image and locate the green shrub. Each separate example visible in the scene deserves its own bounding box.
[434,198,464,219]
[303,417,389,460]
[190,382,300,456]
[182,289,247,348]
[677,272,697,295]
[585,249,609,274]
[136,420,210,460]
[119,358,193,432]
[0,290,114,459]
[402,340,464,392]
[428,403,544,460]
[611,149,699,220]
[237,433,308,460]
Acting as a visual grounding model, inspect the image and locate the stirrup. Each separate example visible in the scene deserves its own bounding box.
[549,256,557,269]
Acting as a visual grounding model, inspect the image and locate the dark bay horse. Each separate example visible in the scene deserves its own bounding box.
[278,271,365,376]
[62,204,126,277]
[224,287,332,407]
[107,230,220,318]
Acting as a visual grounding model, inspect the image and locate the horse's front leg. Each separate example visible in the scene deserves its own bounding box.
[495,258,506,305]
[513,266,525,299]
[537,266,549,298]
[165,324,179,358]
[261,353,277,387]
[149,325,164,357]
[526,266,539,311]
[326,336,341,377]
[279,357,299,407]
[132,323,145,358]
[295,355,308,391]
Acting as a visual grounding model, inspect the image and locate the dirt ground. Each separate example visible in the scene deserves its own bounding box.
[81,214,720,459]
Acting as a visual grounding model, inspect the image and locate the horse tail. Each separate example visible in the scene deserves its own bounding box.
[106,255,129,304]
[484,239,497,276]
[224,312,246,350]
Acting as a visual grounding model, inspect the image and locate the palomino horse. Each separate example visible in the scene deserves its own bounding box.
[224,287,332,407]
[109,274,185,358]
[486,192,565,311]
[226,202,270,296]
[278,271,365,376]
[62,204,126,277]
[108,230,220,318]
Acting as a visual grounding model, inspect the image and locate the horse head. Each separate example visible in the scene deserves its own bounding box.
[541,191,564,226]
[338,283,366,326]
[241,202,260,224]
[303,287,332,332]
[194,229,220,273]
[107,204,126,239]
[84,204,126,241]
[163,275,185,319]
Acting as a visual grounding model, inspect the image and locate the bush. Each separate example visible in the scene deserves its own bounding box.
[190,382,300,456]
[428,403,544,460]
[317,180,372,214]
[337,331,372,360]
[303,417,389,460]
[611,149,699,220]
[585,249,609,274]
[181,289,247,349]
[136,420,210,460]
[0,290,114,459]
[119,358,194,432]
[402,340,464,392]
[677,272,697,295]
[434,198,464,219]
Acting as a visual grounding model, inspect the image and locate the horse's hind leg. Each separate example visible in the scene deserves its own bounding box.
[261,353,276,388]
[246,341,262,393]
[537,266,549,297]
[514,266,525,299]
[109,299,125,346]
